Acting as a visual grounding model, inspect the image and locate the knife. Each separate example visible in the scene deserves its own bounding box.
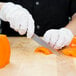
[32,34,60,56]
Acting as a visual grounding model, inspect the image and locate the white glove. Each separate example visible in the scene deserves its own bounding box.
[0,2,35,38]
[43,28,74,49]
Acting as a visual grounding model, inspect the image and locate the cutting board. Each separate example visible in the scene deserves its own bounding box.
[0,37,76,76]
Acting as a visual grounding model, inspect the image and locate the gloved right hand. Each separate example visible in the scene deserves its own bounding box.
[43,28,74,49]
[0,2,35,38]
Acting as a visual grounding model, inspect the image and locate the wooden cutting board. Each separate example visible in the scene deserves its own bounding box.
[0,37,76,76]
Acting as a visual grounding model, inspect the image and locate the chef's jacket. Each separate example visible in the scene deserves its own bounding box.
[1,0,76,36]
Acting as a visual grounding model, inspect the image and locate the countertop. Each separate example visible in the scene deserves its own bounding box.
[0,37,76,76]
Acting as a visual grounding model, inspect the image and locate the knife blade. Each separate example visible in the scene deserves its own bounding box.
[32,34,60,56]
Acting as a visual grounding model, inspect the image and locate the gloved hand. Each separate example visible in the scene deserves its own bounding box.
[0,2,35,38]
[43,28,74,49]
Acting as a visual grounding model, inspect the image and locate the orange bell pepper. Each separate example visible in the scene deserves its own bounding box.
[0,34,10,68]
[35,36,76,57]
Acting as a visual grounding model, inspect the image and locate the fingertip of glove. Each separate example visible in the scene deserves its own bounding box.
[27,33,33,38]
[18,30,26,35]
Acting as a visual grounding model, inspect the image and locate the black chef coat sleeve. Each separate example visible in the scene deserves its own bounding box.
[70,0,76,17]
[0,0,8,2]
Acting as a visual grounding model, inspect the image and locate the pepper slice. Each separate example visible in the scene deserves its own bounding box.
[35,46,52,55]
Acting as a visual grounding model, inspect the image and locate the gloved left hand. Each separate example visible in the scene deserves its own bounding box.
[43,28,74,49]
[0,2,35,38]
